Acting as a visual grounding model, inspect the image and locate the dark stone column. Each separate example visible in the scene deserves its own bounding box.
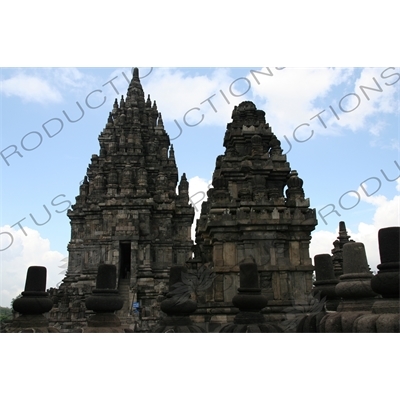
[354,227,400,332]
[335,242,377,309]
[371,227,400,299]
[312,254,340,311]
[84,264,126,333]
[319,242,378,333]
[296,254,340,333]
[154,266,205,332]
[220,261,282,332]
[10,266,57,333]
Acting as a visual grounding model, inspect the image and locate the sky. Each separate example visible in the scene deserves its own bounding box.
[0,66,399,308]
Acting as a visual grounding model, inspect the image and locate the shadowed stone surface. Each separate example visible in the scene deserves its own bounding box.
[319,242,379,333]
[296,224,352,332]
[354,227,400,333]
[49,68,194,332]
[331,221,354,279]
[312,254,339,311]
[154,266,205,333]
[84,264,126,333]
[220,261,282,332]
[335,242,377,302]
[195,101,317,327]
[371,227,400,298]
[9,266,57,333]
[48,78,318,332]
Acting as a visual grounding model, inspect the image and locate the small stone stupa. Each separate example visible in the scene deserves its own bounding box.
[10,266,57,333]
[219,260,282,333]
[84,264,126,333]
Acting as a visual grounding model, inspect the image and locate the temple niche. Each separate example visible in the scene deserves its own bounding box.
[194,101,318,330]
[49,68,194,332]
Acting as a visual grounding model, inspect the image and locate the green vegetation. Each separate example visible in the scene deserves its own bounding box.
[0,306,13,323]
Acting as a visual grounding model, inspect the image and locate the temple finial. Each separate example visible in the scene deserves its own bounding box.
[169,144,175,159]
[158,112,164,128]
[126,68,145,108]
[112,98,118,114]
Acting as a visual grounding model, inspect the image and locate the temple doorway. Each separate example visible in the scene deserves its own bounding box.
[119,242,131,279]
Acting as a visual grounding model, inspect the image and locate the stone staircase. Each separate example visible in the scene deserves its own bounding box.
[117,278,135,330]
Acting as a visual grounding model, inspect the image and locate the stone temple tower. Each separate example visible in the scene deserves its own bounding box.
[194,101,318,328]
[50,68,194,332]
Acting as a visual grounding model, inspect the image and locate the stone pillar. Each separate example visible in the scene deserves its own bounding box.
[10,266,57,333]
[319,242,378,333]
[354,227,400,333]
[312,254,340,311]
[336,242,377,308]
[371,227,400,299]
[296,255,340,333]
[154,266,205,333]
[84,264,126,333]
[220,261,281,332]
[331,221,353,279]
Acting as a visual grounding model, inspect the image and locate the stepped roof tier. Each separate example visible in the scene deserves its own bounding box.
[193,101,318,330]
[49,68,195,332]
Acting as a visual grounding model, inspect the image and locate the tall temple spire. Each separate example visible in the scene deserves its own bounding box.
[195,100,317,330]
[125,67,146,109]
[50,67,195,332]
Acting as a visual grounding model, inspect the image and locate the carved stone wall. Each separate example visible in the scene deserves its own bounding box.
[194,101,318,329]
[49,69,194,332]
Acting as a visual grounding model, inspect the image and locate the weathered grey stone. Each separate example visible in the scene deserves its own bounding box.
[8,266,58,333]
[83,264,126,333]
[319,239,381,332]
[354,227,400,333]
[154,266,205,333]
[335,242,377,301]
[195,101,317,326]
[371,227,400,298]
[220,261,281,332]
[49,68,194,332]
[331,221,354,279]
[315,254,336,281]
[312,254,339,312]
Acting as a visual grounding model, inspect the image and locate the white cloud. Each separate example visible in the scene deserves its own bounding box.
[0,73,63,104]
[52,67,86,89]
[144,68,250,127]
[327,67,400,133]
[51,67,98,94]
[348,178,398,209]
[389,138,400,151]
[188,176,212,240]
[369,120,387,137]
[138,67,362,141]
[248,67,355,138]
[245,67,399,148]
[0,225,66,308]
[0,68,103,105]
[309,229,337,260]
